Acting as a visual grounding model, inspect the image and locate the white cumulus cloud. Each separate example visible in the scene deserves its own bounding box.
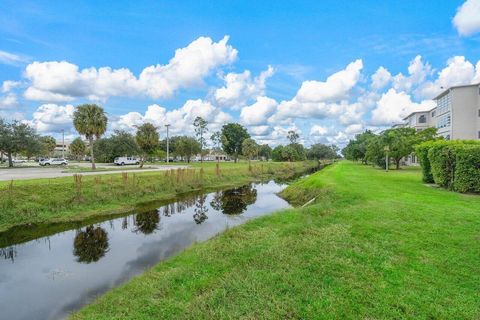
[27,104,75,133]
[453,0,480,36]
[23,36,237,102]
[371,89,435,125]
[240,96,277,126]
[296,59,363,103]
[112,99,232,137]
[214,66,274,109]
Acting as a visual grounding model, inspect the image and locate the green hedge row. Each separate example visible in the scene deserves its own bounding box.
[415,140,480,193]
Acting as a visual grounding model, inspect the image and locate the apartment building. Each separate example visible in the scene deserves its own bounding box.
[398,83,480,165]
[433,83,480,140]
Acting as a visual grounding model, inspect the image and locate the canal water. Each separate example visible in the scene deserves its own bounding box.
[0,180,292,320]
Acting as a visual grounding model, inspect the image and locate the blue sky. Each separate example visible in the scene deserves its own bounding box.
[1,0,480,145]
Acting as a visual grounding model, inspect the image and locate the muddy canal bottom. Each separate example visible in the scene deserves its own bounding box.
[0,181,290,320]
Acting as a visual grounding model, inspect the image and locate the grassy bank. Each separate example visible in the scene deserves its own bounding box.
[0,161,318,233]
[73,161,480,319]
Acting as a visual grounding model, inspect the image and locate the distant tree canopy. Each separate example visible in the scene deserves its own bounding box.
[343,127,440,169]
[221,123,250,162]
[307,143,338,160]
[94,130,140,163]
[175,136,201,163]
[39,136,57,156]
[70,137,87,160]
[135,123,160,168]
[242,138,259,165]
[193,116,208,162]
[258,144,272,160]
[0,118,38,167]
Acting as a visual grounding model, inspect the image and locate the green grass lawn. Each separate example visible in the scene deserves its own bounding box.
[72,161,480,319]
[0,161,316,233]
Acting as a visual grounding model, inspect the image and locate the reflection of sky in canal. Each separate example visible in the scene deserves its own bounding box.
[0,181,290,320]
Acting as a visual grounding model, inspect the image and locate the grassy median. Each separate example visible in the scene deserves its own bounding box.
[72,161,480,319]
[0,161,318,233]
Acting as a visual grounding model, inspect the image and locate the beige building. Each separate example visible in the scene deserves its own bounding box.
[398,83,480,165]
[433,83,480,140]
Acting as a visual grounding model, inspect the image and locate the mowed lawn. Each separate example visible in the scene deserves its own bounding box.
[72,161,480,319]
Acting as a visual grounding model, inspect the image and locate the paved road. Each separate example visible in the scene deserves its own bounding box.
[0,164,188,181]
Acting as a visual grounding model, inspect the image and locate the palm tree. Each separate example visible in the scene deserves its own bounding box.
[73,104,108,170]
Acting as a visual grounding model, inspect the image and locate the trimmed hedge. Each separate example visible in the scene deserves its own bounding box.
[416,140,480,193]
[454,145,480,193]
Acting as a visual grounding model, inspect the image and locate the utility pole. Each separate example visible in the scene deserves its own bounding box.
[62,129,65,159]
[165,124,170,163]
[384,146,390,172]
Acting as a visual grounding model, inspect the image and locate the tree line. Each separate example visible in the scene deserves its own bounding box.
[1,103,340,169]
[342,127,439,169]
[0,118,60,167]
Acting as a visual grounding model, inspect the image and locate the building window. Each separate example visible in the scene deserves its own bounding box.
[478,109,480,117]
[436,93,451,115]
[431,111,436,117]
[418,115,426,123]
[478,131,480,139]
[446,135,451,140]
[437,114,451,129]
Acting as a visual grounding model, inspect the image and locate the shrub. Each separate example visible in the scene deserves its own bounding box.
[428,141,456,189]
[423,140,480,192]
[453,145,480,193]
[415,141,441,183]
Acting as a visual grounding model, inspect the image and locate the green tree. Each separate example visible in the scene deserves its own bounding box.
[70,137,87,160]
[258,144,272,161]
[73,104,108,170]
[281,145,301,162]
[210,131,223,163]
[365,135,386,168]
[272,145,285,161]
[221,123,250,163]
[135,123,160,168]
[383,127,417,169]
[287,130,300,144]
[307,143,337,160]
[0,119,38,167]
[39,136,57,157]
[342,130,376,163]
[242,138,259,167]
[193,117,208,163]
[175,136,201,163]
[93,130,140,163]
[23,137,42,160]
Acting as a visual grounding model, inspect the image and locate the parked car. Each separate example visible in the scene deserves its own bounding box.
[12,159,27,164]
[39,158,68,166]
[114,156,140,166]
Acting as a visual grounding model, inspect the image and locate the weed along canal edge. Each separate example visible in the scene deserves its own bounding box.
[0,163,325,320]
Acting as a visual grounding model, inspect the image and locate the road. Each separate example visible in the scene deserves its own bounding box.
[0,163,188,181]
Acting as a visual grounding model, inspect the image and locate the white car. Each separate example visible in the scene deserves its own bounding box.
[114,156,140,166]
[39,158,68,166]
[12,159,27,164]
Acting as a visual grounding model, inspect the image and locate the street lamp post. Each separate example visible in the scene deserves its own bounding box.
[165,124,170,163]
[62,129,65,159]
[384,145,390,172]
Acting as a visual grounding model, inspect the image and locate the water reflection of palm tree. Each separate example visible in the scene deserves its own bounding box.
[134,210,160,234]
[73,225,109,263]
[193,195,208,224]
[210,185,257,215]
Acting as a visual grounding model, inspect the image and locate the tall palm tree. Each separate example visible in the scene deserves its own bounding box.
[73,104,108,170]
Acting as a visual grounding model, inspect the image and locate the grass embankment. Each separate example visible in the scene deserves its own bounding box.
[0,161,318,233]
[73,161,480,319]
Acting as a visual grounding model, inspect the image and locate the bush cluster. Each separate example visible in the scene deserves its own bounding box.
[415,140,480,193]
